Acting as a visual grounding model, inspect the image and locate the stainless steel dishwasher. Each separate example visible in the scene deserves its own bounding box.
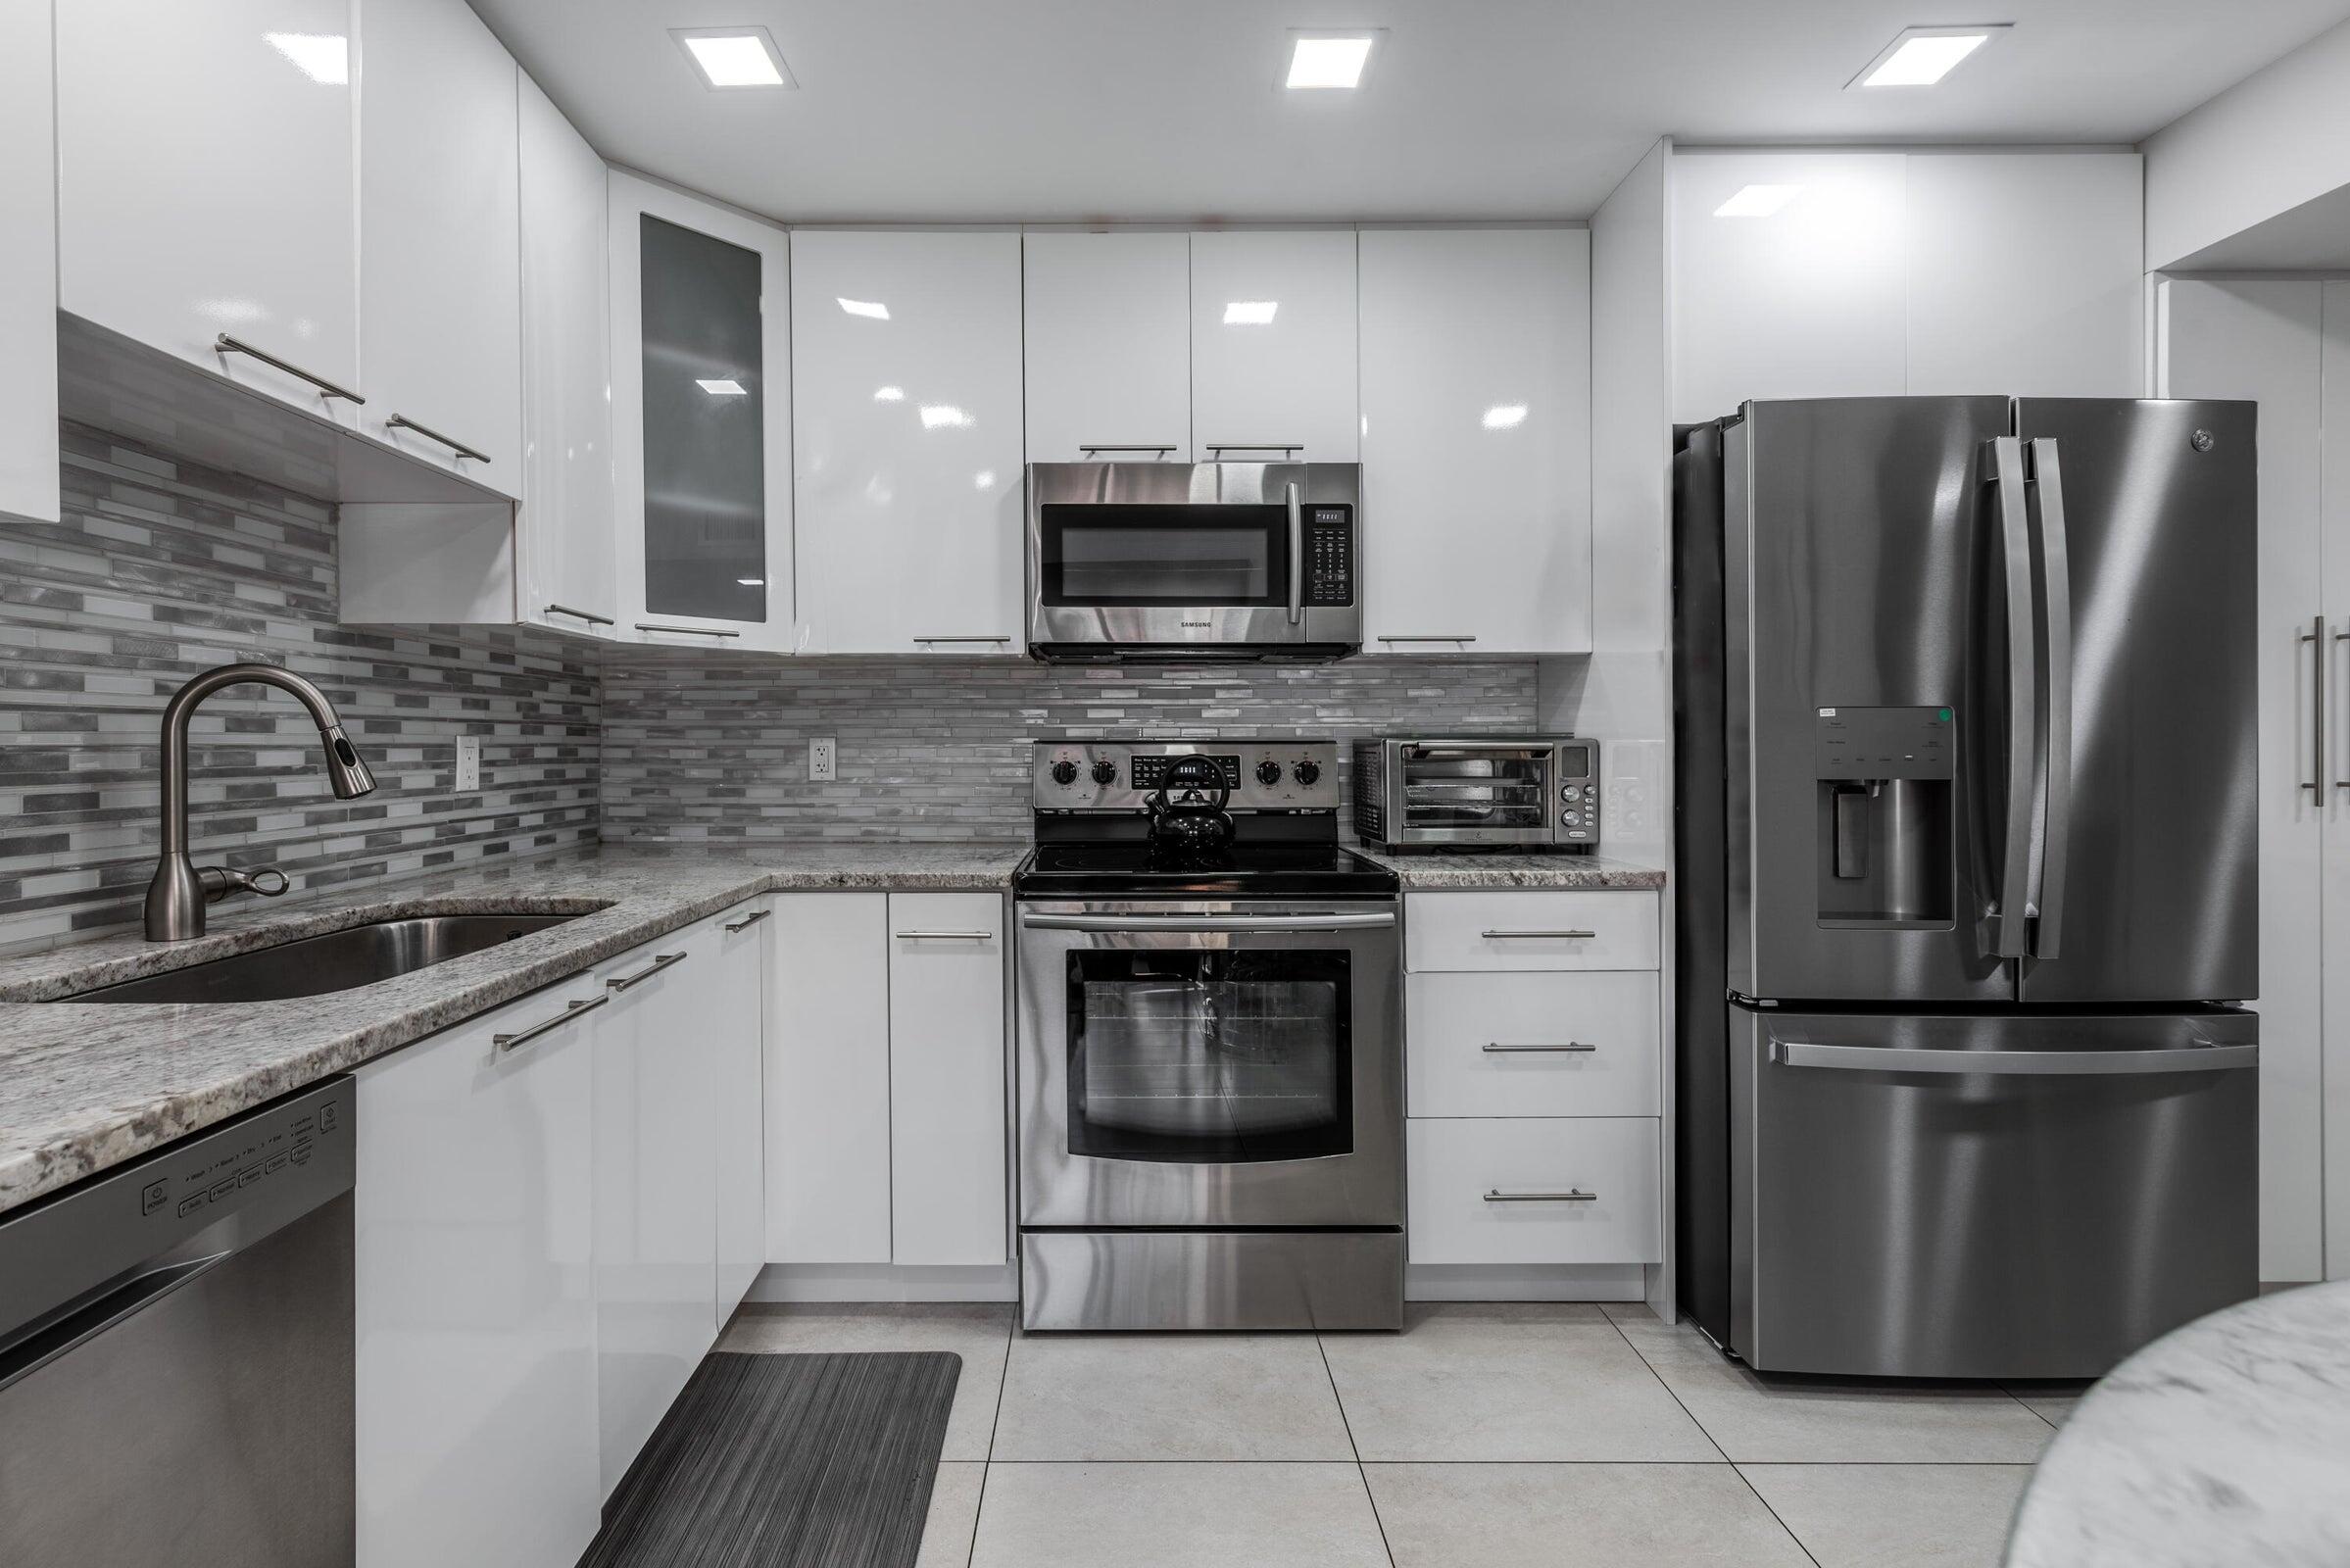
[0,1078,356,1566]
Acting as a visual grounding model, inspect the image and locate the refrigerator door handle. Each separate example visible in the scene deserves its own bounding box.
[2026,438,2073,960]
[1771,1039,2258,1075]
[1985,436,2038,959]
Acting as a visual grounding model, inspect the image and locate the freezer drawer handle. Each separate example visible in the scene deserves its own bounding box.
[1771,1040,2258,1076]
[1484,1189,1597,1202]
[1483,1041,1598,1054]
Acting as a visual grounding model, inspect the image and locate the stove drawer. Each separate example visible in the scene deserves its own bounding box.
[1406,971,1660,1118]
[1406,1117,1660,1265]
[1404,891,1658,973]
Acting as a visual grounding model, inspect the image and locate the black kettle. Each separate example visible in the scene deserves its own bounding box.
[1147,754,1236,858]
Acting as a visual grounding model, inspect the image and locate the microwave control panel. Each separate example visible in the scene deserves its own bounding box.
[1304,507,1354,606]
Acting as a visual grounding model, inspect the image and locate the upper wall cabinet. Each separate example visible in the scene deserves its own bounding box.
[1023,232,1194,463]
[1,0,58,524]
[609,172,797,652]
[792,230,1026,655]
[359,0,522,497]
[1190,231,1359,462]
[57,0,360,419]
[1360,228,1592,655]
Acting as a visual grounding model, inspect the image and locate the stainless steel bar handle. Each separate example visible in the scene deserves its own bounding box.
[1483,1041,1598,1054]
[1772,1039,2258,1076]
[723,909,771,935]
[2336,629,2349,788]
[1286,481,1304,626]
[544,603,615,627]
[913,635,1012,644]
[1379,635,1480,643]
[384,414,492,465]
[1484,1189,1597,1202]
[1077,445,1179,456]
[607,952,688,991]
[2027,438,2074,961]
[1205,443,1303,455]
[1986,437,2038,959]
[635,622,742,639]
[2305,616,2326,797]
[893,930,997,940]
[493,994,609,1054]
[213,333,366,404]
[1019,910,1396,932]
[1480,929,1596,940]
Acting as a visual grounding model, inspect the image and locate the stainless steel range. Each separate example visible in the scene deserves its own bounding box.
[1013,739,1403,1331]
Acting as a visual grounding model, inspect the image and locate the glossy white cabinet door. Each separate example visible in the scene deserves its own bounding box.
[1360,228,1591,654]
[1671,152,1908,423]
[355,981,603,1568]
[766,894,894,1262]
[359,0,521,495]
[609,172,798,651]
[517,75,616,635]
[1190,231,1359,461]
[792,230,1025,653]
[713,901,769,1322]
[0,0,58,523]
[2323,280,2350,1282]
[594,923,720,1500]
[1905,153,2144,399]
[57,0,360,416]
[1023,231,1193,462]
[887,895,1008,1265]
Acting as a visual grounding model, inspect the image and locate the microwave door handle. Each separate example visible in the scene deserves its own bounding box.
[1986,436,2037,960]
[1285,481,1303,625]
[2027,437,2073,960]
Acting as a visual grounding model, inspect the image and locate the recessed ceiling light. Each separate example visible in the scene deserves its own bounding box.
[1849,24,2009,89]
[873,385,905,401]
[736,577,765,586]
[265,31,348,85]
[1286,33,1377,90]
[1482,404,1529,430]
[974,470,999,490]
[837,297,891,320]
[920,405,972,429]
[1713,183,1804,219]
[671,27,797,90]
[696,378,748,396]
[1223,301,1280,325]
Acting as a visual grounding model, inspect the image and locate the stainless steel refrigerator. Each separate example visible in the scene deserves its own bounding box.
[1672,396,2260,1379]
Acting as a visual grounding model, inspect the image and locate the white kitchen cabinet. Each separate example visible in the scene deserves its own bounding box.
[358,0,522,495]
[355,978,603,1568]
[517,74,617,635]
[1406,970,1660,1119]
[712,900,770,1322]
[610,172,799,651]
[888,894,1009,1265]
[1404,890,1661,974]
[2325,281,2350,1284]
[766,894,894,1263]
[792,230,1026,653]
[57,0,361,418]
[1190,230,1359,461]
[1023,231,1195,463]
[594,922,720,1499]
[0,0,57,523]
[1406,1118,1662,1265]
[1359,228,1591,654]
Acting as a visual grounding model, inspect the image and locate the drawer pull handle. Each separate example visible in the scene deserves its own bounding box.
[894,930,996,941]
[1480,929,1597,940]
[723,909,771,934]
[1483,1041,1598,1054]
[493,994,608,1054]
[608,952,688,991]
[1484,1188,1597,1202]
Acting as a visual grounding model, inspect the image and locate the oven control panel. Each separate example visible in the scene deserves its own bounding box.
[1034,740,1341,812]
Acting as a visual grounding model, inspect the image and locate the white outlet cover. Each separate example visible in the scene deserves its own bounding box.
[456,735,481,792]
[808,737,836,781]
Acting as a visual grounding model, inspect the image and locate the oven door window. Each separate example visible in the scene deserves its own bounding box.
[1067,949,1350,1163]
[1039,505,1290,607]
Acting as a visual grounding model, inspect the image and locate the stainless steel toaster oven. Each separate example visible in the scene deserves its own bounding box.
[1351,736,1600,851]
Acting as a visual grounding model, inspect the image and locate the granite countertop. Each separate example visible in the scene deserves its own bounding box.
[2004,1280,2350,1566]
[0,842,1027,1217]
[1355,849,1667,890]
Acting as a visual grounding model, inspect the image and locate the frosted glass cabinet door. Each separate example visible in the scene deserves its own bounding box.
[0,0,58,523]
[1190,231,1359,461]
[609,172,797,651]
[57,0,360,418]
[1023,231,1194,462]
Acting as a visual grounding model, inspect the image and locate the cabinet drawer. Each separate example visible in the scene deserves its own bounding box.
[1405,891,1658,973]
[1406,1118,1660,1265]
[1406,972,1659,1118]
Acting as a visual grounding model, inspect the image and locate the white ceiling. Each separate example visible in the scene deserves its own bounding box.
[472,0,2350,224]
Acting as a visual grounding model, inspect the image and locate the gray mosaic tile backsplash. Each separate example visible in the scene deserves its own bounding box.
[601,650,1539,842]
[0,424,600,950]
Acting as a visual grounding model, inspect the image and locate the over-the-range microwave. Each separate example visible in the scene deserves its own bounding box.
[1025,461,1362,662]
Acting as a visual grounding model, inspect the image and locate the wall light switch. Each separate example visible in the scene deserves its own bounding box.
[456,735,481,792]
[808,736,836,782]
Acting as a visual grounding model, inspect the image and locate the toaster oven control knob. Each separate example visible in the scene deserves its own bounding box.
[1090,759,1119,786]
[1292,760,1322,787]
[1255,760,1284,786]
[1051,760,1080,787]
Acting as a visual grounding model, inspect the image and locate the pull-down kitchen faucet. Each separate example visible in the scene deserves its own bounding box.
[144,662,377,942]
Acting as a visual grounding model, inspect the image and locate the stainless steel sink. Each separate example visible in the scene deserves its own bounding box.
[64,913,584,1004]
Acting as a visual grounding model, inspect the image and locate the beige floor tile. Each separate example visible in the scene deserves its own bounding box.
[2002,1380,2095,1429]
[1740,1463,2032,1568]
[969,1462,1389,1568]
[1608,1312,2056,1463]
[1368,1462,1813,1568]
[717,1302,1012,1461]
[991,1331,1354,1460]
[1320,1302,1719,1461]
[914,1462,986,1568]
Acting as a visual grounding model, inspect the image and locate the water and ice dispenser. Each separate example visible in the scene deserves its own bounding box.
[1813,707,1955,927]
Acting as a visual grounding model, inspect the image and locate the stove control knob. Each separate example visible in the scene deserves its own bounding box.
[1091,760,1119,786]
[1293,760,1322,787]
[1255,760,1284,786]
[1051,760,1080,787]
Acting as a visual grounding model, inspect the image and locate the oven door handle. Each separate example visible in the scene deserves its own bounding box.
[1018,910,1395,933]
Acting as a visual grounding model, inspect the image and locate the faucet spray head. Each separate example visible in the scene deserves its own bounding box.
[319,724,377,799]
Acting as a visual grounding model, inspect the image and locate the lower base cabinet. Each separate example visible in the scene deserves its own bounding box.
[713,901,771,1323]
[1406,1117,1663,1265]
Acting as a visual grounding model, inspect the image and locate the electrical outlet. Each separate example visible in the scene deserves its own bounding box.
[808,736,837,782]
[456,735,480,792]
